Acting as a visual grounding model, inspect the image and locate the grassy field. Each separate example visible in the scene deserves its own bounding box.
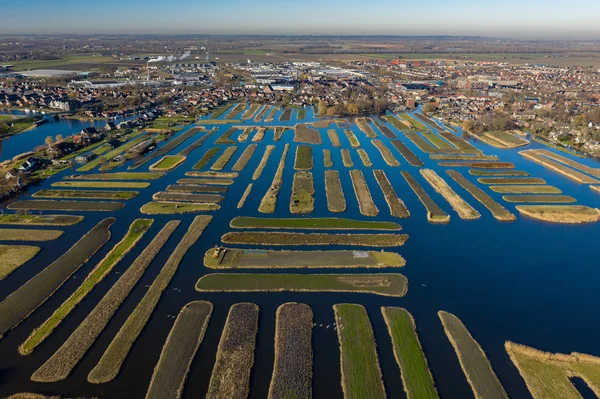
[502,195,576,203]
[400,113,430,131]
[186,171,238,178]
[150,155,186,171]
[179,128,216,156]
[222,231,408,247]
[146,301,213,399]
[447,170,515,221]
[237,183,253,209]
[197,274,408,297]
[34,217,210,383]
[357,149,372,167]
[0,245,40,281]
[356,118,377,138]
[324,149,334,167]
[211,104,234,119]
[178,178,234,186]
[294,124,321,144]
[254,106,270,123]
[211,146,238,170]
[10,54,116,71]
[350,169,379,217]
[196,119,243,125]
[232,144,257,172]
[328,129,342,147]
[194,148,221,170]
[206,248,405,269]
[207,303,259,399]
[167,184,228,194]
[325,170,347,212]
[372,117,396,138]
[19,219,153,355]
[252,127,267,142]
[77,135,150,172]
[259,143,290,213]
[268,303,313,399]
[0,228,63,241]
[372,140,400,166]
[0,218,114,339]
[342,149,354,167]
[215,127,238,144]
[516,205,600,224]
[391,140,424,167]
[505,341,600,399]
[298,108,307,120]
[0,214,83,226]
[130,128,201,170]
[290,172,315,214]
[478,177,546,185]
[334,304,386,399]
[373,170,410,218]
[253,145,275,180]
[279,109,292,121]
[401,171,450,223]
[67,172,164,180]
[141,202,219,214]
[438,161,515,169]
[230,217,402,230]
[52,181,150,189]
[421,169,480,220]
[490,185,562,194]
[8,200,124,212]
[295,145,313,170]
[521,149,600,183]
[382,307,439,399]
[344,129,360,148]
[32,189,138,200]
[242,104,261,120]
[384,115,411,131]
[439,311,508,399]
[153,191,223,203]
[468,170,529,177]
[224,103,246,120]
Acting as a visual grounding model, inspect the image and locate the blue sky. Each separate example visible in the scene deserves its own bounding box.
[2,0,600,38]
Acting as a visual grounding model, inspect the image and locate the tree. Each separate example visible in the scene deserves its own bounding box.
[346,103,359,115]
[55,134,63,143]
[462,120,473,133]
[317,100,328,115]
[423,103,437,114]
[45,136,53,148]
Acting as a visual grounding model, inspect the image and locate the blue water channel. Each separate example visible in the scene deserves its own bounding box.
[0,104,599,398]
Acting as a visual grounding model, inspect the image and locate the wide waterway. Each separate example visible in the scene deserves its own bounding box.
[0,110,132,162]
[1,105,600,398]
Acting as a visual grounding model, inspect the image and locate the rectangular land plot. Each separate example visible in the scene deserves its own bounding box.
[516,205,600,224]
[230,217,401,230]
[32,189,138,200]
[438,162,515,169]
[295,124,321,144]
[194,148,221,170]
[0,218,114,338]
[290,172,315,214]
[342,149,354,168]
[53,181,150,189]
[66,172,164,180]
[268,303,313,399]
[232,144,257,172]
[421,169,480,220]
[141,202,219,214]
[0,228,63,241]
[489,185,562,194]
[196,273,408,297]
[178,178,235,186]
[439,311,508,399]
[152,192,224,203]
[478,177,547,185]
[207,303,259,399]
[401,171,449,223]
[502,195,576,203]
[259,144,290,213]
[390,140,424,167]
[334,304,386,399]
[221,232,407,247]
[372,140,400,166]
[253,145,275,180]
[166,185,228,194]
[382,307,439,399]
[344,129,360,148]
[145,301,213,399]
[356,118,377,138]
[0,214,83,226]
[0,245,40,281]
[325,170,347,213]
[469,170,529,177]
[211,146,238,170]
[295,145,313,170]
[205,248,405,269]
[520,150,600,184]
[373,170,410,218]
[350,170,379,217]
[328,129,342,147]
[8,200,124,212]
[446,170,515,221]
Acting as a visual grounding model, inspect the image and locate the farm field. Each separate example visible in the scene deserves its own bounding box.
[2,107,600,399]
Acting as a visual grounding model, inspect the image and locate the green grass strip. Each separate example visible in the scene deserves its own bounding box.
[382,307,439,399]
[211,146,238,170]
[19,219,153,355]
[334,304,386,399]
[230,217,401,230]
[194,148,221,170]
[197,274,408,297]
